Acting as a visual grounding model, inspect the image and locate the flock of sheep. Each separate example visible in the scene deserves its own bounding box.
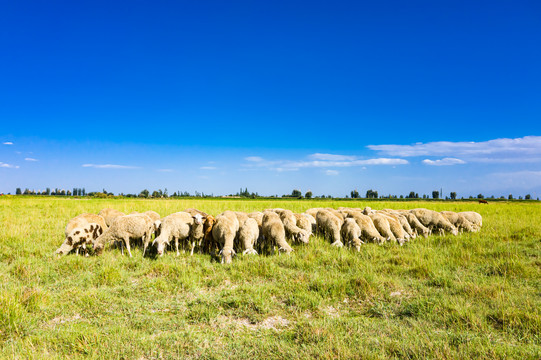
[55,207,483,263]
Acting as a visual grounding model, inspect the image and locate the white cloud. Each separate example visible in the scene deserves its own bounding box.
[368,136,541,163]
[157,169,174,172]
[245,156,264,162]
[25,158,38,162]
[422,158,466,166]
[309,153,356,161]
[325,170,339,176]
[200,166,216,170]
[487,170,541,190]
[82,164,140,169]
[3,142,13,145]
[0,162,19,169]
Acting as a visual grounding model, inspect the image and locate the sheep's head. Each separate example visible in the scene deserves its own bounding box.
[153,236,168,256]
[220,247,236,264]
[193,214,203,225]
[295,230,310,244]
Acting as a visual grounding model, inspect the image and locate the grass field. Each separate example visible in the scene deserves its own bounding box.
[0,197,540,359]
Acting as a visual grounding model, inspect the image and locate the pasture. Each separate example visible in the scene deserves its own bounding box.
[0,197,539,359]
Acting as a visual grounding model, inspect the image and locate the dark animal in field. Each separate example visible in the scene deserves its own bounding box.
[478,199,488,204]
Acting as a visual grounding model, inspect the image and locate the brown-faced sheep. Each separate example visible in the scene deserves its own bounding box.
[212,211,240,264]
[93,213,154,257]
[316,209,343,247]
[261,211,293,254]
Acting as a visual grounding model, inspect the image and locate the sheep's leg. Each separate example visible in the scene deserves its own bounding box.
[124,238,133,258]
[190,241,195,256]
[120,240,124,255]
[175,237,180,256]
[143,240,148,257]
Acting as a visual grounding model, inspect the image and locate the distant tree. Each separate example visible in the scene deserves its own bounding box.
[450,192,457,200]
[16,188,21,195]
[164,188,168,197]
[291,189,302,198]
[350,189,360,199]
[423,194,427,199]
[508,194,513,200]
[305,190,313,199]
[23,188,30,195]
[525,194,531,200]
[366,189,378,199]
[519,196,523,200]
[432,191,439,199]
[45,187,50,195]
[152,190,160,198]
[399,195,404,199]
[477,194,484,199]
[407,191,416,199]
[67,190,72,196]
[139,189,150,198]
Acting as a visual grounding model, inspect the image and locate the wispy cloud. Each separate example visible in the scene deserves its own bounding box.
[200,166,216,170]
[0,162,19,169]
[325,170,339,176]
[309,153,356,161]
[3,142,13,145]
[245,156,264,162]
[243,154,408,172]
[422,158,466,166]
[25,158,38,162]
[82,164,140,169]
[368,136,541,163]
[487,170,541,190]
[157,168,174,172]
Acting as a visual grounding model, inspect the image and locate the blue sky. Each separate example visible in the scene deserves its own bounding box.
[1,1,540,197]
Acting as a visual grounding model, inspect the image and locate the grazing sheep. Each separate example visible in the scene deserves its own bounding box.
[152,212,203,256]
[368,213,396,243]
[261,211,293,254]
[212,211,240,264]
[410,209,459,236]
[440,211,475,233]
[340,218,363,251]
[305,208,324,219]
[395,210,430,238]
[377,211,409,245]
[347,212,386,244]
[237,218,259,255]
[316,209,343,247]
[93,214,154,257]
[58,213,107,255]
[98,208,126,227]
[301,213,317,233]
[325,208,345,223]
[200,215,217,253]
[273,209,309,244]
[381,210,416,239]
[56,222,104,256]
[362,207,375,215]
[294,213,313,236]
[458,211,482,231]
[143,210,161,222]
[184,208,209,217]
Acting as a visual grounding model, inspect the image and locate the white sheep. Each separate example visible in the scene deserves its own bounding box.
[347,211,386,244]
[368,213,396,243]
[273,209,309,244]
[212,211,240,264]
[237,218,259,255]
[458,211,482,232]
[152,212,203,256]
[441,211,476,233]
[261,211,293,254]
[410,208,458,236]
[376,211,409,245]
[93,213,154,257]
[98,208,126,227]
[316,209,343,247]
[340,218,363,251]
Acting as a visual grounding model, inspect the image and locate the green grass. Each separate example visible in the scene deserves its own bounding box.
[0,196,540,359]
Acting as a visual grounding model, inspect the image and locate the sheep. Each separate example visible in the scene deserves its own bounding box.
[237,218,259,255]
[409,208,459,236]
[377,212,408,245]
[294,213,313,237]
[152,212,203,256]
[301,212,317,233]
[57,213,107,255]
[325,208,345,223]
[201,215,217,253]
[212,211,240,264]
[347,212,386,244]
[395,210,431,238]
[305,207,324,219]
[380,210,416,240]
[316,209,343,247]
[261,211,293,254]
[234,211,249,224]
[93,213,154,257]
[143,210,160,222]
[440,211,475,233]
[56,222,104,256]
[368,213,396,243]
[273,209,310,244]
[340,218,363,251]
[458,211,482,232]
[98,208,126,227]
